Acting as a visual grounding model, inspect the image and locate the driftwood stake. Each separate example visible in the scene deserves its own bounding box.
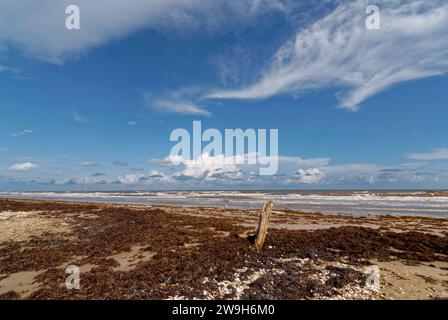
[254,200,274,251]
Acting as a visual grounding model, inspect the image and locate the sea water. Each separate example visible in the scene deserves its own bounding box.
[1,190,448,218]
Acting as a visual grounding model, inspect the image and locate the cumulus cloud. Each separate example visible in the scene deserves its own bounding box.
[147,170,172,183]
[164,153,331,184]
[164,153,269,184]
[9,162,39,171]
[406,148,448,161]
[180,154,239,178]
[317,163,383,185]
[3,152,446,188]
[294,168,325,184]
[118,174,145,185]
[263,160,444,186]
[116,171,172,185]
[208,1,448,110]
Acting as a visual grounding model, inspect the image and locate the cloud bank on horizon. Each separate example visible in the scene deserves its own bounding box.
[2,151,446,190]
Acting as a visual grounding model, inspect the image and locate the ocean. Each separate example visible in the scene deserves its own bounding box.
[1,190,448,218]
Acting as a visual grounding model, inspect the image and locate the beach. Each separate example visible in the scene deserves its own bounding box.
[0,198,447,300]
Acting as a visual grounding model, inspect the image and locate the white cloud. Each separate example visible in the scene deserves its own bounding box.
[278,161,444,186]
[297,163,444,186]
[167,153,330,184]
[178,153,240,180]
[318,163,382,184]
[73,113,90,124]
[0,147,7,152]
[278,156,330,169]
[0,65,18,74]
[294,168,325,184]
[147,157,178,167]
[117,171,173,185]
[406,148,448,161]
[11,129,33,137]
[158,155,446,186]
[144,90,210,116]
[0,0,296,63]
[127,121,139,126]
[147,170,172,183]
[208,1,448,110]
[118,174,144,185]
[9,162,39,171]
[149,98,210,116]
[4,152,446,188]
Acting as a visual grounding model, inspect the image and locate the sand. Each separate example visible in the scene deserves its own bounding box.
[0,198,446,300]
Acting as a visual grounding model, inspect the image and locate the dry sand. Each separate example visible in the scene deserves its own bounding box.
[0,198,446,300]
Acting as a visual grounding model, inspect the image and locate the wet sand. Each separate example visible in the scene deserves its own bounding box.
[0,198,447,300]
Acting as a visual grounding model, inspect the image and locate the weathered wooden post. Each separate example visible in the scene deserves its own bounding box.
[254,200,274,251]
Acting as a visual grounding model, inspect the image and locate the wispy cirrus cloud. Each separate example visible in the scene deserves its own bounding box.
[144,89,210,116]
[0,65,18,74]
[148,98,210,116]
[73,113,90,124]
[11,129,33,137]
[208,1,448,111]
[0,0,301,63]
[406,148,448,161]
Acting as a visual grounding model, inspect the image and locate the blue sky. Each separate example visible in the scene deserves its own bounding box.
[1,0,448,190]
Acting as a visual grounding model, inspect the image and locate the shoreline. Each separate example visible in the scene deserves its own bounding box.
[2,191,448,219]
[0,198,447,300]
